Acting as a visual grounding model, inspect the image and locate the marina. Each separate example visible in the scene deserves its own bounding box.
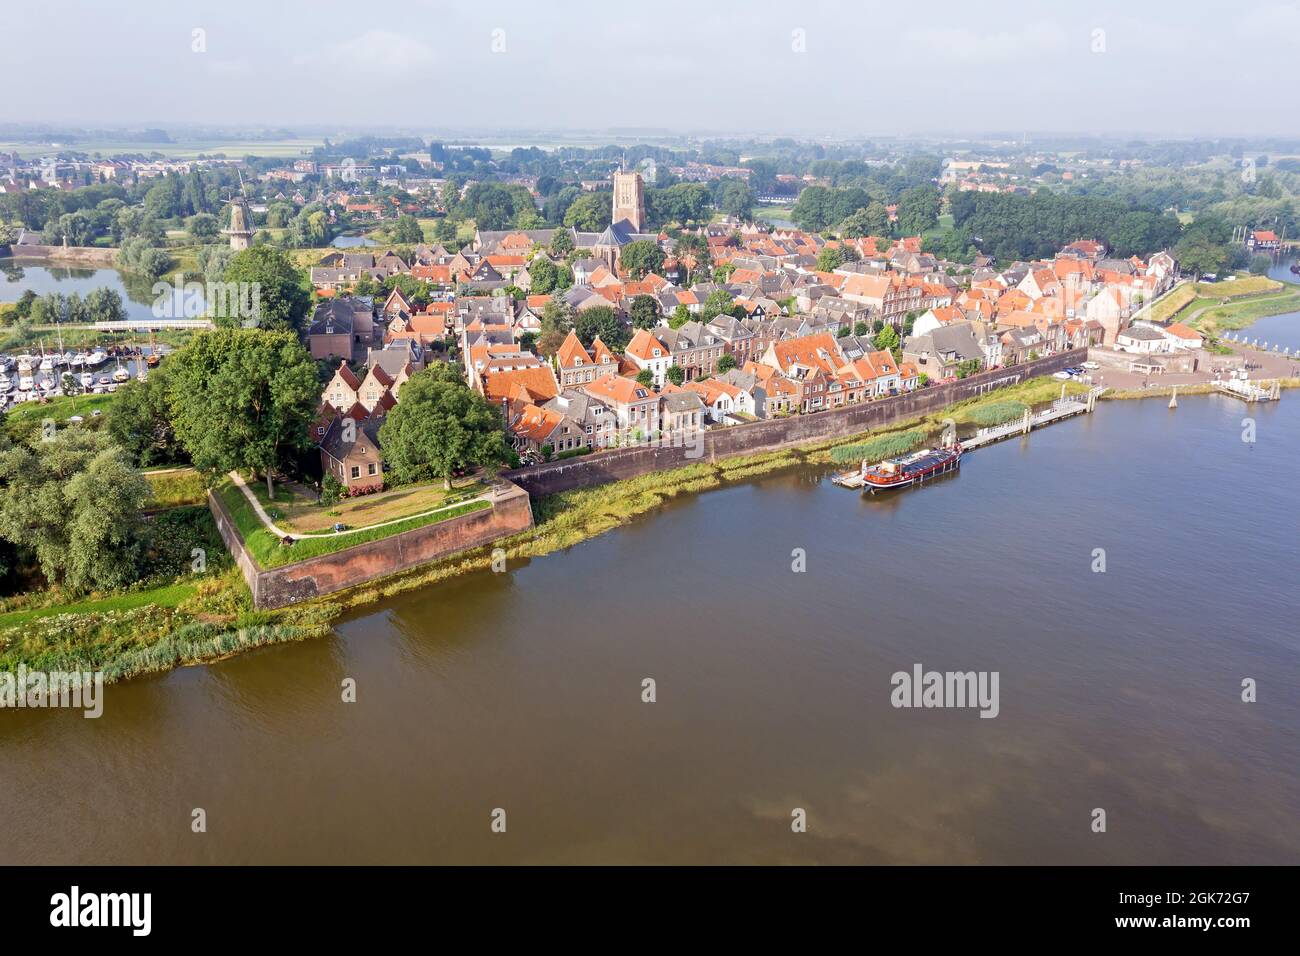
[0,343,161,406]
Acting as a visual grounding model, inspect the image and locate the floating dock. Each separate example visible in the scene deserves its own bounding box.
[1213,378,1280,403]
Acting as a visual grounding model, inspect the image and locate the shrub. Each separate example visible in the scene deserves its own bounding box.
[320,473,343,506]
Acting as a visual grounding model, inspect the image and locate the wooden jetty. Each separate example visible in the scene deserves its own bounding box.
[959,386,1104,451]
[1213,377,1280,403]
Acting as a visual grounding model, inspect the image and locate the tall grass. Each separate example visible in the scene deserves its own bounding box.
[967,401,1027,427]
[829,429,925,465]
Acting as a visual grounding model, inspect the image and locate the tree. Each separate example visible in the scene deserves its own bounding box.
[433,217,458,243]
[896,185,940,235]
[669,304,691,329]
[377,363,509,489]
[117,237,173,280]
[635,367,655,387]
[839,202,890,238]
[0,429,151,591]
[873,325,900,352]
[629,294,660,330]
[165,328,318,497]
[574,304,627,350]
[699,288,734,322]
[187,212,220,241]
[537,299,575,356]
[222,246,311,332]
[563,193,611,232]
[665,365,685,385]
[716,353,737,373]
[528,255,558,294]
[549,228,574,257]
[714,179,755,219]
[109,367,182,467]
[1249,254,1272,275]
[393,214,424,244]
[1173,231,1229,278]
[817,246,848,272]
[619,240,665,278]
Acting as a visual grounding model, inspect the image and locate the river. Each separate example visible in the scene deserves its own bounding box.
[1,390,1298,864]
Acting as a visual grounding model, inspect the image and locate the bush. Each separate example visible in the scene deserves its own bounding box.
[320,473,343,506]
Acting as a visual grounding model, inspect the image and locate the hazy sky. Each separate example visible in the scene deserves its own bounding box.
[7,0,1299,138]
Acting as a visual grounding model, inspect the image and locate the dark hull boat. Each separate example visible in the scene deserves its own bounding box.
[859,444,962,492]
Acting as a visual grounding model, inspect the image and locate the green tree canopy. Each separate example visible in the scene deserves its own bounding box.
[221,246,311,332]
[574,304,628,350]
[0,429,151,591]
[108,366,183,467]
[619,240,665,279]
[629,293,660,330]
[377,363,509,489]
[164,328,318,496]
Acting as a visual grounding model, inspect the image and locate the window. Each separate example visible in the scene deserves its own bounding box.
[350,466,360,479]
[368,463,377,476]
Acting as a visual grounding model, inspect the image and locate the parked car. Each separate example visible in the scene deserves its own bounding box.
[1081,361,1100,370]
[1053,371,1072,380]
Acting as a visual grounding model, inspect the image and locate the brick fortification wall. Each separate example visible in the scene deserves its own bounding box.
[505,350,1085,497]
[1,245,119,266]
[209,483,535,609]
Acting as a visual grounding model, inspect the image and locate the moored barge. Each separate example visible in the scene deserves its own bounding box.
[832,444,962,492]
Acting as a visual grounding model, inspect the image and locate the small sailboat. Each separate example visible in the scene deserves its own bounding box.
[38,375,57,391]
[18,374,34,391]
[0,372,10,391]
[16,355,34,375]
[79,372,93,389]
[111,360,130,383]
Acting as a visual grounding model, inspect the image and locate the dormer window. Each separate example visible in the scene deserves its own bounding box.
[652,349,661,357]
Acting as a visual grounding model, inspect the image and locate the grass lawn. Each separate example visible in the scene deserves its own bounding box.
[217,479,492,569]
[3,393,116,439]
[249,478,486,534]
[144,467,207,508]
[1195,276,1282,298]
[1185,287,1300,334]
[1146,283,1198,323]
[0,578,200,629]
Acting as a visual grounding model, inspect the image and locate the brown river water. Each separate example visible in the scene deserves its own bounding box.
[1,395,1297,864]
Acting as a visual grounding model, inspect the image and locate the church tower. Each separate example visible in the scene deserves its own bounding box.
[611,167,646,233]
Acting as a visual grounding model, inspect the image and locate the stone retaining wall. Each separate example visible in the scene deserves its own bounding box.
[209,482,535,609]
[504,350,1085,497]
[0,245,118,265]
